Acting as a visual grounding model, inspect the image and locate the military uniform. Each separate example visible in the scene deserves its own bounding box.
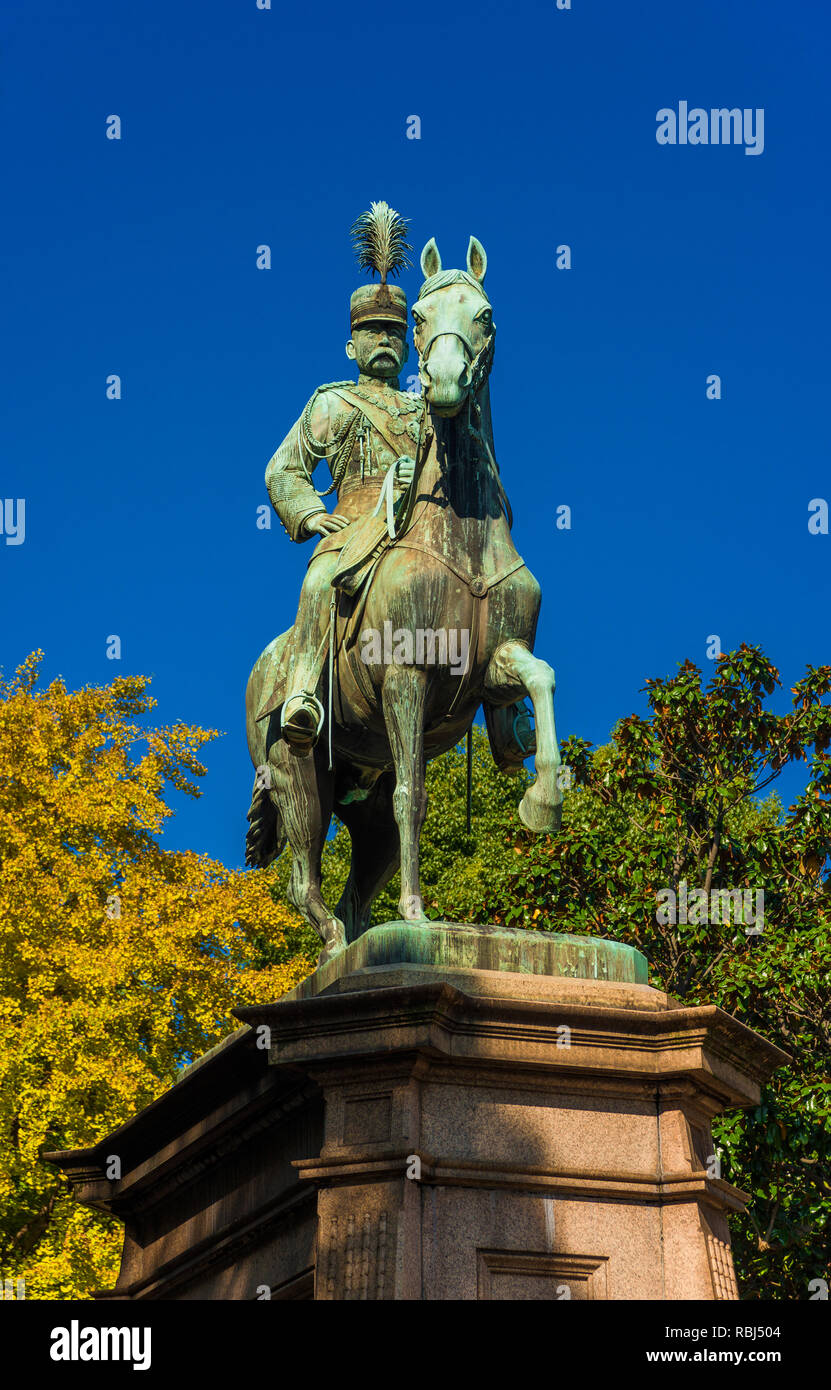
[265,375,424,541]
[257,279,424,733]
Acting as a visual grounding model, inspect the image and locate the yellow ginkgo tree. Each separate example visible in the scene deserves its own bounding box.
[0,652,316,1299]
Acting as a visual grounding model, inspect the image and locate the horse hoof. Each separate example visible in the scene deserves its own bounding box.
[399,895,426,922]
[518,788,562,834]
[317,919,347,968]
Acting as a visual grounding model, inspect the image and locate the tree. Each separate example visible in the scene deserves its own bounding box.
[0,653,316,1299]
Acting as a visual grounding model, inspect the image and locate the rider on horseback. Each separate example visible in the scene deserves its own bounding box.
[256,202,422,754]
[246,211,561,938]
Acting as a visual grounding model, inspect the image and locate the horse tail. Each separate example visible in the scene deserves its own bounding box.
[245,779,287,869]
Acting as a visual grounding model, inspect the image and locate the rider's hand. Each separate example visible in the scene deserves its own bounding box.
[303,512,350,537]
[395,455,416,486]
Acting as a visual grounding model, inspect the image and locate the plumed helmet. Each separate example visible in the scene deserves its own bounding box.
[349,201,412,330]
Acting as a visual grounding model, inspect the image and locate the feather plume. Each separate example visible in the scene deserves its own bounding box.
[350,201,413,284]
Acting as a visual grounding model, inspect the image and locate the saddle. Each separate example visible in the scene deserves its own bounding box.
[330,513,393,597]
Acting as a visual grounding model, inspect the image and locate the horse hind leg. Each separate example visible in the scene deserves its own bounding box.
[334,770,400,943]
[485,640,563,833]
[267,740,346,964]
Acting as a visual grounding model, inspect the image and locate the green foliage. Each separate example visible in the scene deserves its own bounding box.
[500,647,831,1298]
[0,655,316,1298]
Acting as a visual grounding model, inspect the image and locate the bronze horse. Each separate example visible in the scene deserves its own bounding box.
[246,234,562,961]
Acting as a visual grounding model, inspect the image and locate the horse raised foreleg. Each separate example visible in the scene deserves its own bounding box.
[485,640,563,833]
[382,665,428,921]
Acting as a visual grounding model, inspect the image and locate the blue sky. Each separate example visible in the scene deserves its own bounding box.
[3,0,829,867]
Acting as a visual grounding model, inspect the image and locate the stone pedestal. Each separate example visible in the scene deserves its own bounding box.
[46,923,787,1300]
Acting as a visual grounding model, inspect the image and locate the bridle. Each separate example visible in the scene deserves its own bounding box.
[411,309,510,530]
[416,322,496,397]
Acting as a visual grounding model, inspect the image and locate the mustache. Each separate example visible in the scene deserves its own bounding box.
[370,345,400,361]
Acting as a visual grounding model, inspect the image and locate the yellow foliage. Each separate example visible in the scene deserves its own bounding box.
[0,653,316,1298]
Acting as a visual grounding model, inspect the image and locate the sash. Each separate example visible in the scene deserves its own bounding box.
[326,386,421,460]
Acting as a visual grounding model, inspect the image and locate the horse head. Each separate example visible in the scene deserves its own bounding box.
[413,236,494,418]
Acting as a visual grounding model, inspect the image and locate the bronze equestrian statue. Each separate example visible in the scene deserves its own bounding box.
[246,203,563,962]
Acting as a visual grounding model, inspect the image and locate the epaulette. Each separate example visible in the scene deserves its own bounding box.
[310,380,355,399]
[302,381,357,430]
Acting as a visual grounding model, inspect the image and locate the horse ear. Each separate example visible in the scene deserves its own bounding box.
[466,236,487,283]
[420,237,442,279]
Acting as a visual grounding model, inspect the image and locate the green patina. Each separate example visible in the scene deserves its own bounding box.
[283,921,648,1002]
[245,203,569,967]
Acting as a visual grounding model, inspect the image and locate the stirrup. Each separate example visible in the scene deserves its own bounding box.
[281,690,325,753]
